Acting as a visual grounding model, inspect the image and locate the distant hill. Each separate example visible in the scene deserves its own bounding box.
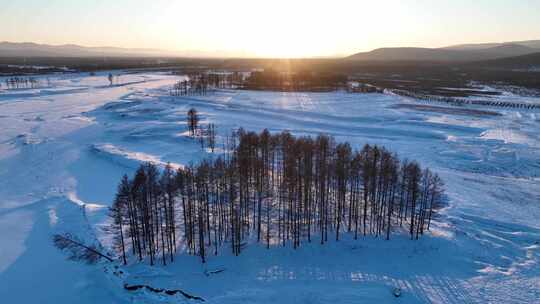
[347,40,540,62]
[0,42,180,57]
[444,39,540,51]
[473,52,540,69]
[346,47,485,62]
[480,44,537,57]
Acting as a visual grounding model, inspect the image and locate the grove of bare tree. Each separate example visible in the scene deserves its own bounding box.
[109,129,445,265]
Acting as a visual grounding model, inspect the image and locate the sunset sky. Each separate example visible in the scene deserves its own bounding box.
[1,0,540,58]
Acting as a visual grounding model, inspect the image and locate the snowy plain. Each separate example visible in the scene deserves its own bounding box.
[0,72,539,303]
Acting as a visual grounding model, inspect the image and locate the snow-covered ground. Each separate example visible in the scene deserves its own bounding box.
[0,72,539,303]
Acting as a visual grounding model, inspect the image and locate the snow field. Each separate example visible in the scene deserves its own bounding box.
[0,72,539,303]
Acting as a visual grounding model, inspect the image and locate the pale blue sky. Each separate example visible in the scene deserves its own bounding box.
[1,0,539,57]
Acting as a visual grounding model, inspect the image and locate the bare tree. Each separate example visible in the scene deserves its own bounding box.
[187,108,199,137]
[109,175,130,264]
[53,233,113,264]
[207,123,217,152]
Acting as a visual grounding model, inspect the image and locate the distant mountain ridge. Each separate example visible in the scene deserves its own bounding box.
[473,52,540,69]
[0,42,256,58]
[2,40,540,61]
[444,40,540,50]
[0,41,179,57]
[347,40,540,62]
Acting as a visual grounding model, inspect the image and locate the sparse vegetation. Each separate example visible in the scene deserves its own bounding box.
[4,77,40,89]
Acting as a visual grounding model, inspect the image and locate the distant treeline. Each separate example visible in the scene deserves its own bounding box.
[391,89,540,110]
[3,56,539,92]
[109,129,445,265]
[170,72,244,96]
[241,69,347,91]
[170,70,348,94]
[3,77,41,89]
[0,57,226,73]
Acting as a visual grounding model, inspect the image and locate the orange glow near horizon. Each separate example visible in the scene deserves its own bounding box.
[1,0,540,58]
